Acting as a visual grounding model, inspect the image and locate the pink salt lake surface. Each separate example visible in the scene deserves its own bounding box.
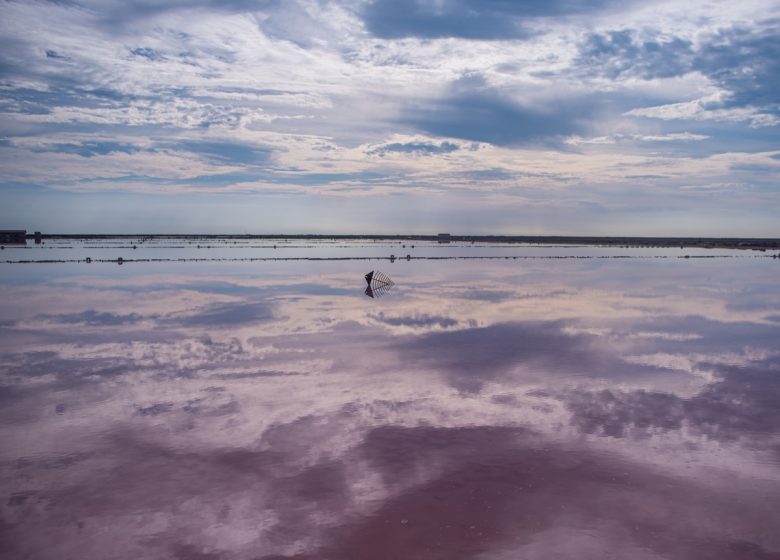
[1,238,779,559]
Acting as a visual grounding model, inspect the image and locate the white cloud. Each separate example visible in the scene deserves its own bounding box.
[624,92,780,128]
[1,0,779,234]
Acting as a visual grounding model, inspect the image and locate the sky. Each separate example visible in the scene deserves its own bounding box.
[1,0,779,235]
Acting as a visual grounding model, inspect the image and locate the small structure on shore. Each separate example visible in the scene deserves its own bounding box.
[0,230,26,245]
[437,233,451,243]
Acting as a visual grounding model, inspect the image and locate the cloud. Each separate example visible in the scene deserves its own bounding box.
[171,140,273,165]
[31,141,142,158]
[627,315,780,353]
[367,140,460,157]
[44,49,69,60]
[636,132,709,142]
[1,351,132,389]
[563,356,780,445]
[135,402,174,416]
[451,288,516,302]
[71,0,281,29]
[129,47,166,61]
[298,424,779,560]
[17,97,268,129]
[402,74,597,147]
[4,254,780,558]
[582,21,780,125]
[166,301,274,327]
[565,132,710,145]
[7,418,780,559]
[624,94,780,128]
[360,0,615,40]
[368,312,458,329]
[1,0,780,232]
[398,320,667,392]
[361,0,530,40]
[695,24,780,109]
[577,30,695,80]
[44,309,145,325]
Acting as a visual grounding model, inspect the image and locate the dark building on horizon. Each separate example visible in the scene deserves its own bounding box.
[0,230,26,245]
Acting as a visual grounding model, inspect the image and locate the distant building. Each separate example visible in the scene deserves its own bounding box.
[0,230,26,245]
[437,233,451,244]
[34,231,42,244]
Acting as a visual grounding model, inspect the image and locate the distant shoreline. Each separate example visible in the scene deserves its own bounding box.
[21,234,780,251]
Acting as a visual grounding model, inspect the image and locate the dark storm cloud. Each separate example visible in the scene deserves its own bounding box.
[402,74,595,146]
[367,140,460,156]
[361,0,614,40]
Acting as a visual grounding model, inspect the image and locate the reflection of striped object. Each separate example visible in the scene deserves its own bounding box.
[364,270,394,298]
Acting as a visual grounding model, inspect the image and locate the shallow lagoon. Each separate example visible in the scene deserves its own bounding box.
[1,240,779,559]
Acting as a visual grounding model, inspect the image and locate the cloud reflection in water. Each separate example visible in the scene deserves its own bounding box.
[1,258,779,559]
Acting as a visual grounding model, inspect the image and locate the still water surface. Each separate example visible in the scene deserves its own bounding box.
[1,240,779,559]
